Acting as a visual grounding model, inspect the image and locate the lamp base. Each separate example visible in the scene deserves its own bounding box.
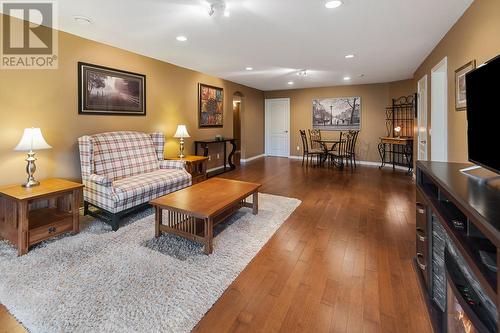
[22,179,40,188]
[178,138,186,160]
[21,151,40,188]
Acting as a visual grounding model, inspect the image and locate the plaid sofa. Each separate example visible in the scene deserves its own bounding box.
[78,131,192,230]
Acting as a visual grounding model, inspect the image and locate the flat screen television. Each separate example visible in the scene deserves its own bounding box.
[465,55,500,174]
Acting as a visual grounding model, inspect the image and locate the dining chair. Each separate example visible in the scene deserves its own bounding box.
[308,129,322,150]
[328,131,357,170]
[300,130,323,166]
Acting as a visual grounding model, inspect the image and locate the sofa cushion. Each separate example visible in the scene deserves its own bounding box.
[93,131,160,181]
[111,169,192,211]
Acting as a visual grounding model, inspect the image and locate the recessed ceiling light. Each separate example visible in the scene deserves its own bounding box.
[343,76,351,81]
[245,67,253,71]
[345,54,355,59]
[287,81,294,85]
[223,10,230,17]
[73,15,92,25]
[297,70,307,77]
[325,1,343,9]
[176,35,188,42]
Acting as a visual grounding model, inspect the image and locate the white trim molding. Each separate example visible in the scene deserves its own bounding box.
[287,155,410,171]
[240,154,266,164]
[207,165,225,173]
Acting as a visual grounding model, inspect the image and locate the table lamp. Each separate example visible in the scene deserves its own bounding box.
[173,125,190,158]
[14,128,52,187]
[394,126,402,138]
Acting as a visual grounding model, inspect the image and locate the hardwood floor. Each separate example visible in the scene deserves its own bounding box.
[194,157,432,332]
[0,157,431,333]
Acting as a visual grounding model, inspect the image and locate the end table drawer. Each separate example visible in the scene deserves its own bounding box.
[29,218,73,245]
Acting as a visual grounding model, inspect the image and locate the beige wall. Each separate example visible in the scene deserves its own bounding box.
[264,79,414,162]
[0,15,264,185]
[413,0,500,163]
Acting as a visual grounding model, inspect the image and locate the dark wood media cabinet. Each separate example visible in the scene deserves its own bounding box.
[415,161,500,332]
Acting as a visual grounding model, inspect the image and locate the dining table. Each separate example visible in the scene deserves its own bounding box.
[313,138,345,168]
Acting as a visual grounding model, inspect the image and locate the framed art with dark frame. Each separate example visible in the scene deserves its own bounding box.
[198,83,224,128]
[455,60,476,111]
[78,62,146,116]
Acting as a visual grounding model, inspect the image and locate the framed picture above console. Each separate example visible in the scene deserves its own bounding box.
[78,62,146,116]
[199,83,223,127]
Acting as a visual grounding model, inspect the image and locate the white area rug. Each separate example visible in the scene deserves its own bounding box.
[0,193,300,333]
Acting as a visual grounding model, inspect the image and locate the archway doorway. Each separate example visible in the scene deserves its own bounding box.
[232,92,243,165]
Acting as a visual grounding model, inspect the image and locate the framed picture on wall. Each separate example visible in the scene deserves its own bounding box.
[78,62,146,116]
[455,60,476,111]
[198,83,223,127]
[312,97,361,130]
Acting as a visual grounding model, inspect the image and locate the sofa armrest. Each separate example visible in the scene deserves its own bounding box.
[159,160,186,170]
[88,174,112,187]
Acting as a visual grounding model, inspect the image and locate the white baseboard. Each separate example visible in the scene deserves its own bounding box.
[240,154,266,164]
[287,155,411,171]
[207,165,225,173]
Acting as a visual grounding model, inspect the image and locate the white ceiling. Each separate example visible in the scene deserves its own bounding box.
[42,0,475,90]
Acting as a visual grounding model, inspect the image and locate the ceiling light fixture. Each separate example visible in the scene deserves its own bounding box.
[345,54,355,59]
[325,1,343,9]
[287,81,294,85]
[245,67,253,71]
[207,0,229,17]
[343,76,351,81]
[73,15,92,25]
[297,70,307,77]
[176,35,188,42]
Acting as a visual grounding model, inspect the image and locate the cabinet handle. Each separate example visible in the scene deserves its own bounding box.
[416,253,426,270]
[416,205,426,214]
[48,226,56,234]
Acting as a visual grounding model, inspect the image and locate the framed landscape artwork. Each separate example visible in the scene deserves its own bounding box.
[78,62,146,115]
[455,60,476,111]
[199,83,223,127]
[312,97,361,130]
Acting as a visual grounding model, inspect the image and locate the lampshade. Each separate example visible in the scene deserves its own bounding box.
[173,125,190,138]
[14,128,52,151]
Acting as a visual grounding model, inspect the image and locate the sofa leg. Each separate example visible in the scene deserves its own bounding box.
[83,201,90,216]
[110,214,120,231]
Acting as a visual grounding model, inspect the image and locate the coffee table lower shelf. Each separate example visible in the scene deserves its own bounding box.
[154,195,257,254]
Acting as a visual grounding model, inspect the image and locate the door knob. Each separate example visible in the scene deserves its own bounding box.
[285,131,288,133]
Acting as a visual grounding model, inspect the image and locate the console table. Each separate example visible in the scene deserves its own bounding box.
[194,138,237,177]
[378,136,413,174]
[415,161,500,332]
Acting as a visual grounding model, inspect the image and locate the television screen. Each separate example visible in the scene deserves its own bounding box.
[465,55,500,174]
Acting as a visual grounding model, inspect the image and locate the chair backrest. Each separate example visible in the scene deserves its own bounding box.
[345,130,359,156]
[78,131,164,182]
[308,129,322,149]
[299,130,309,154]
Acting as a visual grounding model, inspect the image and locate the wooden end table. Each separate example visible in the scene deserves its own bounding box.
[150,178,261,254]
[0,178,83,256]
[167,155,208,184]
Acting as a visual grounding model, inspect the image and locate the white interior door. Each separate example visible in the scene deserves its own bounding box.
[265,98,290,157]
[431,57,448,162]
[417,75,428,161]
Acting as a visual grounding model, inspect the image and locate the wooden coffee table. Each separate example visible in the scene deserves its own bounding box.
[150,178,261,254]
